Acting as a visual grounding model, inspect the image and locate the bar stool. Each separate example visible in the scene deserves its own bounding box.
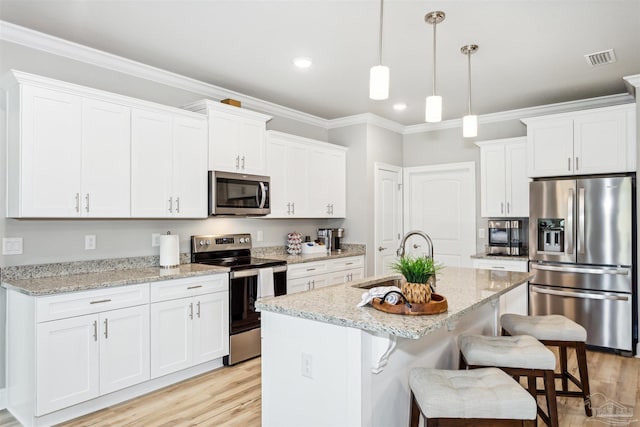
[458,333,558,427]
[501,313,591,417]
[409,367,537,427]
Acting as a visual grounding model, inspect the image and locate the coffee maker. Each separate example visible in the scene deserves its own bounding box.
[317,228,345,253]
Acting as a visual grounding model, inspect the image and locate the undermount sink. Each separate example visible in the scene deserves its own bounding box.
[351,277,402,290]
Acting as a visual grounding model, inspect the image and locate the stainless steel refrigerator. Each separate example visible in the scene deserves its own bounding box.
[529,174,636,354]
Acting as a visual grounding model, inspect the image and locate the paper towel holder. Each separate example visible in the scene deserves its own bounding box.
[159,231,180,269]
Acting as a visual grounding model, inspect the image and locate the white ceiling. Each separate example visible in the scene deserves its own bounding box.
[1,0,638,125]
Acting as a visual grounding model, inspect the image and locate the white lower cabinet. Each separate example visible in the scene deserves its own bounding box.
[287,256,365,294]
[150,276,229,378]
[472,258,528,315]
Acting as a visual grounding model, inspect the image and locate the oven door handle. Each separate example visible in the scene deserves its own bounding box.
[230,265,287,279]
[530,285,630,301]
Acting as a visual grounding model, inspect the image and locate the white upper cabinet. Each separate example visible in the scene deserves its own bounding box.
[266,131,347,218]
[183,100,272,175]
[476,137,529,218]
[522,104,636,177]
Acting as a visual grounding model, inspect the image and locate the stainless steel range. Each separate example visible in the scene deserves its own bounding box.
[191,233,287,365]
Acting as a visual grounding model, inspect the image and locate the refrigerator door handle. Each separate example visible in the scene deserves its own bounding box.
[566,188,574,255]
[577,187,585,255]
[530,285,630,301]
[532,263,630,276]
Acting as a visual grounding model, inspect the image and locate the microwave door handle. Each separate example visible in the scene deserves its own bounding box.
[566,188,574,255]
[258,182,267,209]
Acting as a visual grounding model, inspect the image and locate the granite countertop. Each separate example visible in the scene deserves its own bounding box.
[266,248,366,264]
[470,252,529,261]
[2,263,229,296]
[255,267,533,340]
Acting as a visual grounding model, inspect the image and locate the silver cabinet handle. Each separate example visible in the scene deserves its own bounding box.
[287,202,291,215]
[175,197,180,213]
[241,156,245,170]
[506,202,510,214]
[75,193,80,213]
[378,246,386,251]
[90,299,112,305]
[291,202,295,215]
[85,193,90,213]
[187,285,202,290]
[490,266,505,269]
[566,188,574,255]
[196,301,201,318]
[500,202,504,214]
[189,302,194,320]
[568,157,571,171]
[575,157,579,171]
[168,197,173,213]
[327,204,331,214]
[331,204,334,214]
[530,285,629,301]
[307,267,316,271]
[346,262,354,265]
[93,320,98,341]
[311,280,315,289]
[103,318,108,339]
[235,155,240,170]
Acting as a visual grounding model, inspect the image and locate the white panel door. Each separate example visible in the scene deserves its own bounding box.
[237,117,267,175]
[21,85,82,217]
[265,136,289,216]
[36,314,99,415]
[286,142,309,217]
[480,144,506,217]
[81,98,131,217]
[375,163,402,275]
[192,292,229,365]
[505,140,529,217]
[150,298,192,378]
[172,116,208,218]
[209,111,239,172]
[131,108,173,217]
[404,162,476,267]
[574,110,628,174]
[99,305,150,395]
[526,118,574,177]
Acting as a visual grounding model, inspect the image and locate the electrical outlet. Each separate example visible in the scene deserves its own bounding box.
[256,230,263,242]
[85,235,96,250]
[478,228,486,239]
[301,352,313,379]
[2,237,23,255]
[152,233,161,247]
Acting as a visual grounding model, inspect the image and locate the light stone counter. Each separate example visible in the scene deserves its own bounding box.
[253,244,366,264]
[1,263,229,296]
[470,252,529,261]
[256,266,533,339]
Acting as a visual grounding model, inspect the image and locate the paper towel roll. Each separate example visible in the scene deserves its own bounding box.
[159,234,180,268]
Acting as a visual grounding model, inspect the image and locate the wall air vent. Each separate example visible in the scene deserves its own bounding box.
[584,49,617,67]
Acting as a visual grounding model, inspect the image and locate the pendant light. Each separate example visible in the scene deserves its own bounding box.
[424,11,445,122]
[369,0,389,100]
[461,44,479,138]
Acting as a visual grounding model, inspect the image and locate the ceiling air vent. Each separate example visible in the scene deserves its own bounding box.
[584,49,617,67]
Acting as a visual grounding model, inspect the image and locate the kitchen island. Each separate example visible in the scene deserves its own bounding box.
[256,267,533,427]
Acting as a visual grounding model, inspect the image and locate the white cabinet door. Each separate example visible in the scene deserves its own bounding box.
[172,116,207,218]
[81,98,131,217]
[327,268,364,286]
[310,276,330,290]
[266,136,308,217]
[209,111,239,173]
[99,305,150,395]
[504,141,529,217]
[237,117,267,175]
[526,118,574,177]
[131,108,173,217]
[286,142,309,217]
[192,292,229,365]
[287,277,311,294]
[308,147,346,217]
[326,148,346,217]
[150,298,192,378]
[480,143,507,217]
[36,314,99,415]
[20,85,82,217]
[574,109,629,174]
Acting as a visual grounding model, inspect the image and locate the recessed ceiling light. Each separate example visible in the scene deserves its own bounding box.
[393,103,407,111]
[293,57,312,69]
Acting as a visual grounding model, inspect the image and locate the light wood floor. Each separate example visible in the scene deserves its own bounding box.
[1,350,638,426]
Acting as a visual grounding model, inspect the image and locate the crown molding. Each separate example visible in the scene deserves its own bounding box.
[0,20,328,128]
[0,20,635,137]
[623,74,640,98]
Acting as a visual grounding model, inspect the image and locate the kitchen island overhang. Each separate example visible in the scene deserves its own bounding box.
[256,267,534,427]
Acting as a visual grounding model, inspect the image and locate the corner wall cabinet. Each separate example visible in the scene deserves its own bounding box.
[183,100,272,175]
[287,256,365,294]
[472,258,528,315]
[522,104,636,178]
[5,70,207,218]
[476,137,529,217]
[266,131,347,218]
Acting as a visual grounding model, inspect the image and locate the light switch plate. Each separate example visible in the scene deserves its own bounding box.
[2,237,23,255]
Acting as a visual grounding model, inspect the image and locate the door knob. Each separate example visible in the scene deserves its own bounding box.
[378,246,386,251]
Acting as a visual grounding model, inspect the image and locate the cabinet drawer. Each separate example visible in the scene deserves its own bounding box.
[36,283,149,323]
[286,260,330,279]
[329,256,364,272]
[472,259,528,272]
[150,274,228,303]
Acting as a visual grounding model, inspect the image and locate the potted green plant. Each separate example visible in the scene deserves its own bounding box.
[390,255,443,304]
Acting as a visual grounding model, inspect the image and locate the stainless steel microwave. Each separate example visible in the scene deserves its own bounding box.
[209,171,270,216]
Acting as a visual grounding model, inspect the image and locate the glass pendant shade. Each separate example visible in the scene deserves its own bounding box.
[463,114,478,138]
[425,95,442,122]
[369,65,389,100]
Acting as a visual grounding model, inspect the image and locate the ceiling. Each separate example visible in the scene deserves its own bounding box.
[1,0,639,125]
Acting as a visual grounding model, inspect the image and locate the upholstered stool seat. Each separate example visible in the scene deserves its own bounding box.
[409,367,536,427]
[501,314,592,417]
[458,333,558,427]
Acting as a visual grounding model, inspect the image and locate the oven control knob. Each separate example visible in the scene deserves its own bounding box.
[199,240,205,246]
[206,240,211,245]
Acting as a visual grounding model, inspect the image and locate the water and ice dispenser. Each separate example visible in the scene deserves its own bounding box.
[537,219,565,253]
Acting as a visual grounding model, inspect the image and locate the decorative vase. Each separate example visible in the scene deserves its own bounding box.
[401,276,435,304]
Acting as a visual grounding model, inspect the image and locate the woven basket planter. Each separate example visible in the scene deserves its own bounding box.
[401,276,435,304]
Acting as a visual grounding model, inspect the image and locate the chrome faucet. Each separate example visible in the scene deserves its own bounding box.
[397,230,434,259]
